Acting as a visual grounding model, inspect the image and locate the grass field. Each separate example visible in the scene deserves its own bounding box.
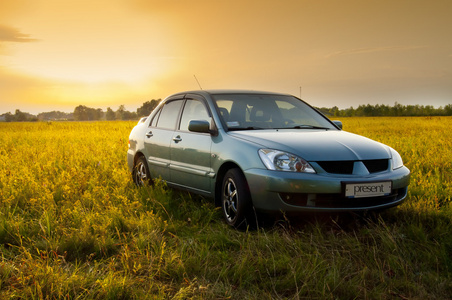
[1,117,451,299]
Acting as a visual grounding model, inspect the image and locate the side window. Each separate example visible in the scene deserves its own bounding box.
[149,108,161,127]
[155,100,183,130]
[179,99,210,131]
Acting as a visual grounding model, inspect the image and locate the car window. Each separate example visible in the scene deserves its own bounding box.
[179,99,210,131]
[155,100,183,130]
[275,100,324,127]
[213,94,336,130]
[215,95,282,128]
[149,107,162,127]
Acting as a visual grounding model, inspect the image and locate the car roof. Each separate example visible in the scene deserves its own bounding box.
[166,89,292,99]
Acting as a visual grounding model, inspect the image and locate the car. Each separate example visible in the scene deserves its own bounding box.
[127,90,410,228]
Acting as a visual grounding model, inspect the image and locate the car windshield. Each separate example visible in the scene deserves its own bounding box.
[212,94,337,131]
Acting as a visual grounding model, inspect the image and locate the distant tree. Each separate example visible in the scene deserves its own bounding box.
[115,105,126,120]
[74,105,89,121]
[106,107,116,120]
[331,106,339,117]
[110,105,139,120]
[363,104,375,116]
[137,99,160,117]
[87,108,96,120]
[392,102,403,116]
[4,112,14,122]
[445,104,452,116]
[15,109,27,122]
[37,111,72,121]
[74,105,102,121]
[344,106,355,117]
[123,110,138,120]
[96,108,104,120]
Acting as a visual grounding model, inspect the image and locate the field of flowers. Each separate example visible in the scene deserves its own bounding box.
[0,117,451,299]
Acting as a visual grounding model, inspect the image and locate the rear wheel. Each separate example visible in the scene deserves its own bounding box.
[221,168,254,228]
[132,156,151,186]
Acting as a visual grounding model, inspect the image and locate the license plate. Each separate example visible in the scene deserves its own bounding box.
[344,181,392,198]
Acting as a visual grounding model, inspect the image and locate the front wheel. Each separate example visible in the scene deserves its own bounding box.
[132,156,151,186]
[221,168,254,228]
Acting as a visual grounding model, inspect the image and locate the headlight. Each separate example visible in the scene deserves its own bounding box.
[258,149,316,173]
[389,147,404,170]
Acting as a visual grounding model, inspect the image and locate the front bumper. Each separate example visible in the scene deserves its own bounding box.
[127,149,135,174]
[244,166,410,213]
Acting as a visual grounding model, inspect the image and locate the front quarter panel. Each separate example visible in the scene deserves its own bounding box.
[211,132,265,180]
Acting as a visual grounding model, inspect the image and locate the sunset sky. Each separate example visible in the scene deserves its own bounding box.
[1,0,451,115]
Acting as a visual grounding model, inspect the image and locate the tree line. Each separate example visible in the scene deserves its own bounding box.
[73,99,161,121]
[1,109,39,122]
[316,102,452,117]
[0,99,161,122]
[1,100,451,122]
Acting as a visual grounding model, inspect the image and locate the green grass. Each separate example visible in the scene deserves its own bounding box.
[1,118,452,299]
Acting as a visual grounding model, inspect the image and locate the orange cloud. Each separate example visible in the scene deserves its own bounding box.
[0,24,37,43]
[326,46,428,59]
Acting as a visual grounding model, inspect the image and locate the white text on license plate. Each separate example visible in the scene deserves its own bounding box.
[345,181,392,198]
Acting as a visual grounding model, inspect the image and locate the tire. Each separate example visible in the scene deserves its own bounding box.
[132,156,151,186]
[221,168,254,228]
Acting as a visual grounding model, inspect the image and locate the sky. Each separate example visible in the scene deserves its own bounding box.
[1,0,451,115]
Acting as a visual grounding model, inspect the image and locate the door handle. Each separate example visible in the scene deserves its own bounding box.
[173,135,182,143]
[146,131,153,138]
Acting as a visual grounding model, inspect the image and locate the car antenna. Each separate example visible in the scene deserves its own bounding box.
[194,75,203,90]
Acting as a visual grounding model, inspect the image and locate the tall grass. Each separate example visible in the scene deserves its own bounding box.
[1,118,451,299]
[337,116,452,211]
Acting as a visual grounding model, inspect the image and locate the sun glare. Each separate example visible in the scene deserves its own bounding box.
[7,43,168,85]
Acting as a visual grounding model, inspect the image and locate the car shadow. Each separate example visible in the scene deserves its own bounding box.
[255,210,394,233]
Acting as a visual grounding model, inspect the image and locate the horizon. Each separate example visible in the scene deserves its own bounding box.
[2,99,450,118]
[2,99,451,116]
[1,0,451,115]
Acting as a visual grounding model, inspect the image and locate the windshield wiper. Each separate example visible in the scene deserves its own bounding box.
[290,125,330,130]
[228,126,265,131]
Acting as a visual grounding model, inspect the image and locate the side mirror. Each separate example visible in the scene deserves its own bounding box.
[332,120,343,130]
[188,120,217,135]
[188,120,210,133]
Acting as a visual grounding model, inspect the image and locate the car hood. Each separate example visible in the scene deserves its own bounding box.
[227,129,391,161]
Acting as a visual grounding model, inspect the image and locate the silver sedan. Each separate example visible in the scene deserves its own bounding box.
[128,90,410,228]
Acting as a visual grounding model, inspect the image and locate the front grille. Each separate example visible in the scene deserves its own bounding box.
[317,161,354,174]
[363,159,389,173]
[316,159,389,174]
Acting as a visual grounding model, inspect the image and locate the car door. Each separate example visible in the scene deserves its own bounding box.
[144,98,184,181]
[169,96,214,193]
